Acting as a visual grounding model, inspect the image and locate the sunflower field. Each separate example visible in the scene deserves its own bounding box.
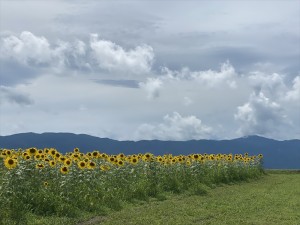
[0,147,264,224]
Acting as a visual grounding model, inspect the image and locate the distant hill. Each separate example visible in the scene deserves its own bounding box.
[0,132,299,169]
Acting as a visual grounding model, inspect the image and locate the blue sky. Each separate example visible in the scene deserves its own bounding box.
[0,0,299,140]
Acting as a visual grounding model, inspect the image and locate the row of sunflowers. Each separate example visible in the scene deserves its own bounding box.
[0,147,264,224]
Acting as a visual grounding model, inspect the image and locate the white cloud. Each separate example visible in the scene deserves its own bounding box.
[90,34,154,74]
[139,77,163,99]
[0,31,53,65]
[285,76,300,101]
[134,112,212,140]
[161,61,237,88]
[234,91,290,138]
[0,31,154,76]
[0,31,81,71]
[138,61,238,100]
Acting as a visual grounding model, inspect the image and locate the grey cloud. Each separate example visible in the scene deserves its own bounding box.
[0,60,37,86]
[0,86,33,105]
[54,3,162,47]
[93,79,139,89]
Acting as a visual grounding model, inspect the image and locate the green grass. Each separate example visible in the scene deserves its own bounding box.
[24,171,300,225]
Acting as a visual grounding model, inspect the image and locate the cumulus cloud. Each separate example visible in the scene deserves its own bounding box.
[0,31,69,70]
[139,61,238,99]
[139,77,163,99]
[162,61,237,88]
[0,86,33,106]
[90,34,154,74]
[0,31,52,65]
[285,76,300,101]
[0,31,154,77]
[234,91,289,138]
[248,72,286,98]
[134,112,212,140]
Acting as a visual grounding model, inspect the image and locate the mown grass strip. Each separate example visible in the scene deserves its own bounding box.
[97,173,300,225]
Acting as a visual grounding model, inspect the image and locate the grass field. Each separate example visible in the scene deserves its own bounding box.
[25,171,300,225]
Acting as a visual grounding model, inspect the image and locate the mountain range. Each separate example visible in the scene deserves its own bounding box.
[0,132,299,169]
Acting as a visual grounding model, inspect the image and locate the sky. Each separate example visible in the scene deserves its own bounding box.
[0,0,299,140]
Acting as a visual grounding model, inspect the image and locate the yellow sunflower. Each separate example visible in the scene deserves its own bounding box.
[60,166,69,174]
[4,157,18,169]
[49,160,56,167]
[36,163,45,169]
[78,161,86,169]
[100,165,110,171]
[27,147,37,156]
[130,157,138,165]
[117,160,124,166]
[64,158,72,167]
[88,161,96,169]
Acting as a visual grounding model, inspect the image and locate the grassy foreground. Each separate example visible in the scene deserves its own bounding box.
[27,171,300,225]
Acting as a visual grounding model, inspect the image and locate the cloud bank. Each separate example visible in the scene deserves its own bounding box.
[0,31,299,140]
[134,112,213,141]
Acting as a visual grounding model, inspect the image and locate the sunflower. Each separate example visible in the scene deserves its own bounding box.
[4,157,18,169]
[44,181,49,187]
[186,160,191,166]
[88,161,96,169]
[74,148,80,153]
[117,160,124,166]
[156,156,163,163]
[193,154,199,160]
[64,159,72,167]
[101,153,108,159]
[0,152,6,158]
[130,157,138,165]
[55,153,61,159]
[92,151,99,158]
[178,157,183,163]
[100,165,110,171]
[50,149,57,156]
[34,154,42,160]
[60,166,69,174]
[5,149,12,156]
[72,153,80,160]
[24,155,31,161]
[36,163,45,169]
[118,153,125,159]
[22,152,28,158]
[145,153,151,159]
[28,147,37,156]
[78,161,86,169]
[49,160,56,167]
[59,156,66,162]
[108,157,115,163]
[83,158,89,163]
